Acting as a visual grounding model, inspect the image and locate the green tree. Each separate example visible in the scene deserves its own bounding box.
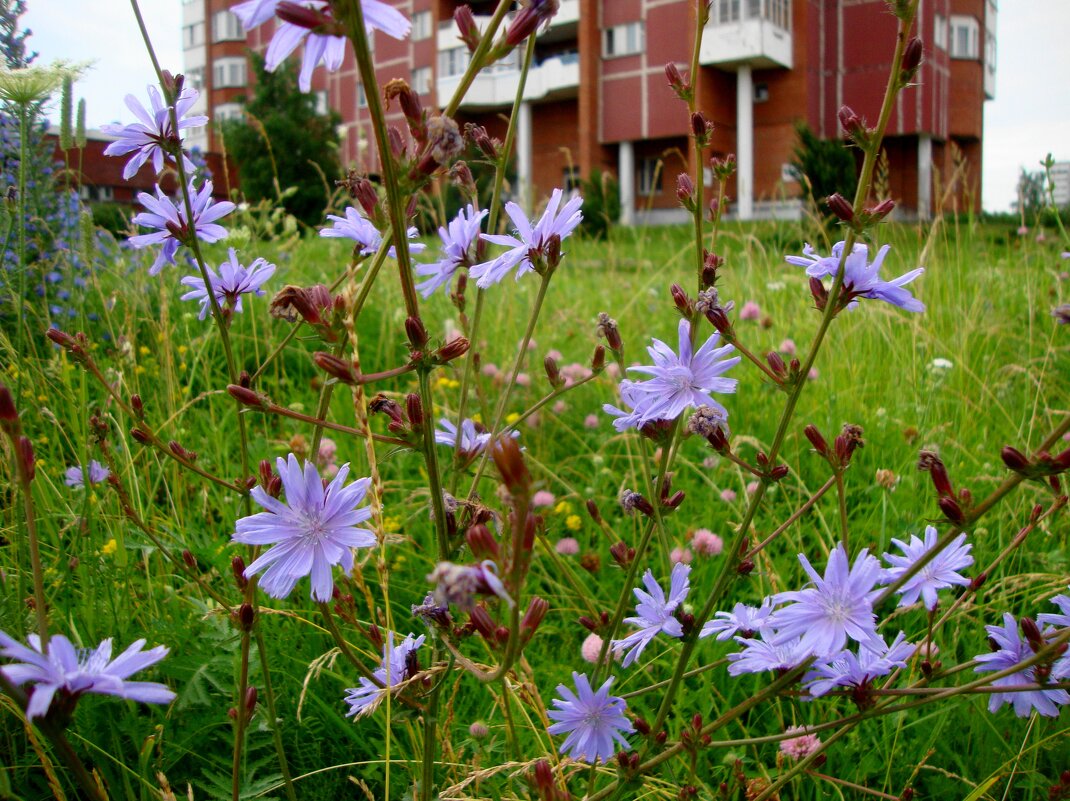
[221,53,341,226]
[789,121,858,214]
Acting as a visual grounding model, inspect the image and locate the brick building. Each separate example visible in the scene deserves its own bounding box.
[182,0,996,222]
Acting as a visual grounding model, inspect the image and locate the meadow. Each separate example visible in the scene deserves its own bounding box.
[1,1,1069,799]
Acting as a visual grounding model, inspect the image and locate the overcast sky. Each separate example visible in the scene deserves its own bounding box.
[24,0,1070,213]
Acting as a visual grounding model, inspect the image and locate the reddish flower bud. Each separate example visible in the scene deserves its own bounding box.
[809,276,828,309]
[182,549,197,569]
[354,178,379,217]
[766,350,786,377]
[238,601,255,630]
[596,312,623,351]
[454,5,480,52]
[244,685,258,714]
[665,61,688,99]
[405,316,429,350]
[868,198,896,220]
[677,173,695,206]
[130,425,152,445]
[901,36,924,77]
[610,540,635,567]
[938,495,966,525]
[276,1,327,29]
[490,435,531,494]
[825,192,854,222]
[521,596,549,639]
[704,304,732,335]
[585,498,602,522]
[17,436,35,482]
[465,523,499,560]
[0,382,17,426]
[591,344,606,372]
[405,393,424,428]
[544,355,562,388]
[838,104,864,137]
[736,559,755,576]
[1001,446,1030,471]
[232,556,248,591]
[804,424,829,456]
[227,384,267,409]
[435,336,470,364]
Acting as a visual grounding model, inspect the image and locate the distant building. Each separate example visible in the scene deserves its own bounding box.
[1049,161,1070,208]
[183,0,996,222]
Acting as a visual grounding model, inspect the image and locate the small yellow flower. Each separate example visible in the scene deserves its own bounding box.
[566,515,583,531]
[447,379,461,389]
[135,365,145,375]
[34,458,44,469]
[101,538,118,557]
[138,345,150,356]
[178,362,187,372]
[435,376,452,389]
[88,494,98,505]
[554,501,572,515]
[506,412,520,425]
[6,364,17,377]
[471,413,482,423]
[177,345,188,356]
[36,394,46,402]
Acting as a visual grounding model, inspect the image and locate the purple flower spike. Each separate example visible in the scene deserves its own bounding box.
[415,204,488,297]
[0,631,174,719]
[974,613,1070,717]
[471,188,583,288]
[180,248,276,320]
[625,319,741,425]
[319,206,426,258]
[233,454,376,602]
[611,562,690,667]
[787,241,925,312]
[547,672,634,763]
[101,85,207,180]
[344,631,425,718]
[64,460,110,488]
[803,632,915,697]
[130,180,234,275]
[882,526,973,610]
[768,544,885,658]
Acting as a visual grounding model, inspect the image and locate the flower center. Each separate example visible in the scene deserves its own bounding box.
[665,365,695,392]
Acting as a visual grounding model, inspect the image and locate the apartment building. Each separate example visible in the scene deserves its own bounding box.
[183,0,997,221]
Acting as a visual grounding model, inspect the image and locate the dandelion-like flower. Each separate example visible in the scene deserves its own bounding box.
[0,631,174,719]
[130,180,234,275]
[700,600,775,641]
[611,562,690,667]
[727,633,810,676]
[974,613,1069,717]
[786,241,925,312]
[623,319,741,425]
[768,544,885,658]
[343,631,425,718]
[180,248,276,320]
[64,460,110,488]
[319,206,426,258]
[471,188,582,288]
[882,526,973,610]
[547,672,633,763]
[233,0,411,92]
[803,632,915,697]
[232,454,375,601]
[101,85,208,180]
[415,204,488,297]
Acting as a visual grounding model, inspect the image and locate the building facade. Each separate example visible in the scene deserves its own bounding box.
[183,0,996,221]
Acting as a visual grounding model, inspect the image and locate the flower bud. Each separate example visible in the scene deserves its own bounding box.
[244,685,258,714]
[405,316,429,350]
[736,558,755,576]
[825,192,854,222]
[766,350,786,378]
[609,540,635,567]
[937,495,965,525]
[520,596,549,640]
[232,556,248,591]
[671,283,690,314]
[544,355,562,388]
[405,392,424,428]
[227,384,268,409]
[838,104,864,138]
[17,436,34,482]
[585,498,601,522]
[465,523,499,560]
[276,1,328,29]
[596,312,622,351]
[918,450,954,498]
[591,344,606,372]
[665,62,688,99]
[466,123,499,159]
[354,178,379,217]
[130,425,152,445]
[676,173,695,207]
[691,111,712,143]
[1000,446,1030,472]
[490,435,531,494]
[238,602,255,631]
[901,36,924,78]
[804,424,829,456]
[455,5,480,52]
[435,336,470,363]
[809,276,828,309]
[0,382,17,428]
[868,198,896,220]
[505,0,559,46]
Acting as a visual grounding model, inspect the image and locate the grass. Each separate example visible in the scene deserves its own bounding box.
[1,213,1068,800]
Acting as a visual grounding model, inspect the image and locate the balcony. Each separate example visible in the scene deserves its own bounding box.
[437,51,579,110]
[699,0,793,70]
[436,0,579,51]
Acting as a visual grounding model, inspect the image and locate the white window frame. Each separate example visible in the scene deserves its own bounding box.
[314,90,329,116]
[603,22,644,58]
[949,14,979,60]
[357,83,368,109]
[186,66,205,92]
[933,14,948,51]
[213,57,247,88]
[438,46,470,78]
[212,10,243,42]
[213,103,244,123]
[411,10,432,41]
[637,157,661,196]
[182,21,204,49]
[412,66,432,96]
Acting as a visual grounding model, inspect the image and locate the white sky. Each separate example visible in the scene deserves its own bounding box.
[24,0,1070,213]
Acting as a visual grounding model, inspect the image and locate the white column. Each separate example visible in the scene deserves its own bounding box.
[618,140,635,226]
[736,64,754,220]
[917,134,933,221]
[517,101,533,216]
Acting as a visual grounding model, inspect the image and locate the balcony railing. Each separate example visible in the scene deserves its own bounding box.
[700,0,792,69]
[437,51,579,109]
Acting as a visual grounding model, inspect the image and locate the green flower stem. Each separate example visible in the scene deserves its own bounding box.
[441,0,515,119]
[451,34,538,489]
[254,628,297,801]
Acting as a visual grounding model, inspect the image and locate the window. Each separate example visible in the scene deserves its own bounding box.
[357,83,368,108]
[213,103,244,123]
[949,15,979,59]
[637,157,661,196]
[933,14,948,51]
[314,90,329,115]
[563,166,581,192]
[411,10,432,40]
[213,57,247,88]
[182,21,204,49]
[603,22,644,58]
[717,0,741,24]
[412,66,431,96]
[186,66,205,92]
[212,11,243,42]
[79,185,114,202]
[438,47,470,78]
